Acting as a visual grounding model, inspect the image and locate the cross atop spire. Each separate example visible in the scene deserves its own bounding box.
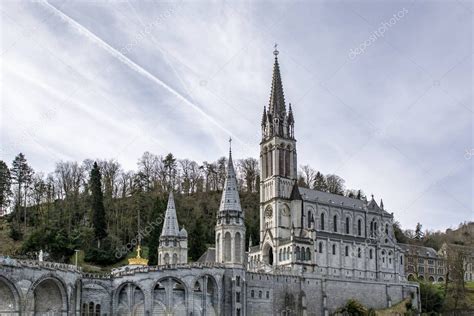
[273,43,279,56]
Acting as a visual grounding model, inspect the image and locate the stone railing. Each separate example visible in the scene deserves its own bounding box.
[0,256,82,272]
[109,262,228,277]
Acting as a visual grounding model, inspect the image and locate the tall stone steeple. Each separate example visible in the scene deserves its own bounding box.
[258,46,299,264]
[215,138,246,266]
[158,192,188,265]
[261,45,294,140]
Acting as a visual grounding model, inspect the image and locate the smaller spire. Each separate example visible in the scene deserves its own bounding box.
[261,106,267,126]
[380,199,384,210]
[288,103,294,124]
[161,192,180,237]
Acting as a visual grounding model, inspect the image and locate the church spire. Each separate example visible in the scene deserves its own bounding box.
[268,44,286,117]
[219,139,242,213]
[161,191,180,237]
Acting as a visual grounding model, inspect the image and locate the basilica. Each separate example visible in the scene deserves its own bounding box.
[0,49,420,315]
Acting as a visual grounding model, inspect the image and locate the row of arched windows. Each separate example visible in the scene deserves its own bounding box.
[277,246,311,261]
[262,145,292,179]
[81,302,100,316]
[317,242,375,260]
[317,213,364,236]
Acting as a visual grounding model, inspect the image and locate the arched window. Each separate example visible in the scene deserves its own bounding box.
[357,248,361,258]
[224,232,232,262]
[251,290,255,298]
[345,246,349,257]
[307,210,311,228]
[370,249,373,259]
[95,304,101,316]
[385,224,389,236]
[287,247,290,260]
[259,291,262,298]
[345,217,350,234]
[88,302,94,315]
[321,213,325,230]
[357,219,362,236]
[318,242,323,253]
[296,247,300,260]
[332,244,336,255]
[279,249,282,261]
[285,146,291,177]
[333,215,338,232]
[235,232,242,263]
[306,248,311,261]
[400,255,403,264]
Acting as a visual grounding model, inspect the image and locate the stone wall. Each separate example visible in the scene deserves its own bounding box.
[0,259,419,315]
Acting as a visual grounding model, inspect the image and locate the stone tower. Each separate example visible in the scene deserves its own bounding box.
[215,141,246,267]
[158,192,188,265]
[259,47,299,266]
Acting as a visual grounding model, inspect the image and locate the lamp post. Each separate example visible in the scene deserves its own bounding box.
[74,249,79,268]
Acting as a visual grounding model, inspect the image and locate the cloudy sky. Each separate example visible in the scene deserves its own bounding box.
[1,0,472,231]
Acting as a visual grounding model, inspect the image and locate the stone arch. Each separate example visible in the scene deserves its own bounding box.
[407,274,415,281]
[0,275,21,314]
[153,277,187,316]
[26,274,68,315]
[437,277,444,282]
[262,242,274,265]
[235,232,242,263]
[224,232,232,262]
[114,282,145,316]
[192,274,219,316]
[82,281,110,315]
[428,276,435,282]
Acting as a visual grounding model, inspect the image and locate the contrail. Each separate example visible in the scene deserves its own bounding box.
[42,0,244,145]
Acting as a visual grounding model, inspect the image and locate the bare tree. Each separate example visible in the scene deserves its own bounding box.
[300,165,316,189]
[239,158,259,192]
[326,174,345,195]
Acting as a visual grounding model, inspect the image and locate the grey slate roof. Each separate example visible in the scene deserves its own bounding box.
[298,187,365,209]
[398,243,439,257]
[197,248,215,263]
[161,192,180,237]
[218,149,242,213]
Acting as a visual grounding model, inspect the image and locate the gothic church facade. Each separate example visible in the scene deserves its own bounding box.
[0,49,420,316]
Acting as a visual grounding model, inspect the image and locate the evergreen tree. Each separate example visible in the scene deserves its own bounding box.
[10,153,34,228]
[415,222,424,240]
[0,160,12,214]
[90,162,107,247]
[189,216,206,261]
[147,197,166,265]
[313,171,328,192]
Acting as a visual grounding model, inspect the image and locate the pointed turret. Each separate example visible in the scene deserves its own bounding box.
[161,192,180,237]
[380,199,384,210]
[288,103,294,124]
[261,106,267,126]
[158,191,188,265]
[215,139,246,266]
[218,141,242,214]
